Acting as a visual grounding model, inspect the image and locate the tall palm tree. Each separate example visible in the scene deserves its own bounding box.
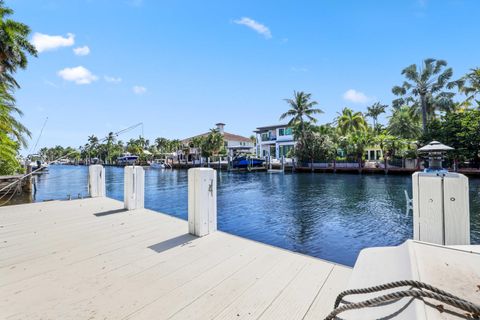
[0,88,29,146]
[392,58,455,131]
[0,2,36,174]
[280,91,323,142]
[387,106,422,139]
[366,102,387,130]
[0,1,37,88]
[346,131,372,170]
[335,107,367,134]
[105,132,116,164]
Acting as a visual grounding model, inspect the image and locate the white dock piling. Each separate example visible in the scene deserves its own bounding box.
[124,166,144,210]
[88,165,105,197]
[188,168,217,237]
[412,172,470,245]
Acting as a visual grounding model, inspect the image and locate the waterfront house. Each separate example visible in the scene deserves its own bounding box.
[178,123,254,161]
[254,124,296,159]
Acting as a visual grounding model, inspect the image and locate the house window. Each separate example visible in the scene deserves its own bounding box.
[279,128,292,136]
[261,133,269,141]
[279,145,293,157]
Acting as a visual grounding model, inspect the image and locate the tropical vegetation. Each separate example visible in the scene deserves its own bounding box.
[0,1,36,175]
[282,59,480,169]
[37,58,480,170]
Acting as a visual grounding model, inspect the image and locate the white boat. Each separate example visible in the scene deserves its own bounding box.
[150,159,166,169]
[116,153,139,166]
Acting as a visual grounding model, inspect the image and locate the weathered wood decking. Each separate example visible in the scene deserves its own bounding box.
[0,197,351,319]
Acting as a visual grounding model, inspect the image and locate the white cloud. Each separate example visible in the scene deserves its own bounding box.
[343,89,370,104]
[104,75,122,83]
[57,66,98,84]
[73,46,90,56]
[31,32,75,53]
[133,85,146,95]
[234,17,272,39]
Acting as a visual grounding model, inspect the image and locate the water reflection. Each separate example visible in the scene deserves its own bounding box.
[12,165,480,266]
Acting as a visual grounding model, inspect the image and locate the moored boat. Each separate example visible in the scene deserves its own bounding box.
[116,153,139,166]
[232,155,265,169]
[150,159,166,169]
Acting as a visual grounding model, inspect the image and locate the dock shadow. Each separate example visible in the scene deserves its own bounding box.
[148,233,198,254]
[94,208,128,217]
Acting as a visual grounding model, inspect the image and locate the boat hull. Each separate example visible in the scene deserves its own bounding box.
[232,157,265,169]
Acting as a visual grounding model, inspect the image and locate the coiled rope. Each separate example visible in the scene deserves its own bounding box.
[324,280,480,320]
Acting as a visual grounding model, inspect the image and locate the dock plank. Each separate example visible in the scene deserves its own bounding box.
[0,197,351,319]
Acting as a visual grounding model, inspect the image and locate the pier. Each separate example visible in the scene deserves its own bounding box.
[0,197,350,319]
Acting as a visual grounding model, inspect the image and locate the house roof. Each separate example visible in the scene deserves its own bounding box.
[181,131,251,144]
[254,124,289,132]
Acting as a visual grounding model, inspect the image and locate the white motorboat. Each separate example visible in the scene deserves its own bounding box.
[150,159,166,169]
[116,153,139,166]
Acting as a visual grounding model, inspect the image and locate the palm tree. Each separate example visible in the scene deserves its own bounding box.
[366,102,387,130]
[0,88,29,146]
[203,128,223,158]
[387,106,422,139]
[0,1,37,88]
[453,68,480,107]
[0,2,36,174]
[249,135,256,146]
[346,131,372,171]
[155,137,168,153]
[105,132,116,164]
[335,107,367,134]
[280,91,323,142]
[392,58,455,131]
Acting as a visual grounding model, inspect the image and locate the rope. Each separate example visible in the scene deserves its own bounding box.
[0,180,19,200]
[325,280,480,320]
[0,181,21,206]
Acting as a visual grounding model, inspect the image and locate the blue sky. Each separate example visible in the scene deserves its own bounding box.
[10,0,480,152]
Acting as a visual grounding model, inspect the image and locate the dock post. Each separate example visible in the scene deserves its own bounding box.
[124,166,144,210]
[281,155,285,172]
[412,172,470,245]
[188,168,217,237]
[23,165,33,193]
[88,164,106,197]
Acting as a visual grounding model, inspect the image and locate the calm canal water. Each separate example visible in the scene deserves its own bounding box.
[14,165,480,266]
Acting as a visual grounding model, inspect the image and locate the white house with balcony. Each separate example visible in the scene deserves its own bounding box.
[254,124,296,159]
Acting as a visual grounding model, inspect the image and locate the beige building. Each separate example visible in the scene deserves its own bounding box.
[178,123,254,161]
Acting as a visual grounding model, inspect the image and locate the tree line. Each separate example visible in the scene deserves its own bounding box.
[38,129,228,164]
[281,59,480,168]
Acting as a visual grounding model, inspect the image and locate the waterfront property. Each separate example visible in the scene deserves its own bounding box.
[177,123,254,161]
[2,167,480,319]
[254,124,296,159]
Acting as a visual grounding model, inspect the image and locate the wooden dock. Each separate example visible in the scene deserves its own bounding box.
[0,197,351,319]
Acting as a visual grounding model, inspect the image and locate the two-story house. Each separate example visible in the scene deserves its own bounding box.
[254,124,296,159]
[179,123,254,161]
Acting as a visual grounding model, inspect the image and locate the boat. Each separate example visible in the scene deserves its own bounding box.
[231,155,265,169]
[150,159,166,169]
[27,154,49,171]
[116,153,139,166]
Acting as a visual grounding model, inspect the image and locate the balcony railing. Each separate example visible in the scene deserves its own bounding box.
[260,136,276,142]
